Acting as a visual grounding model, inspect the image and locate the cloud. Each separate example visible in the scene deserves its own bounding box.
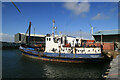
[92,13,109,20]
[0,33,14,42]
[63,2,90,16]
[110,7,116,13]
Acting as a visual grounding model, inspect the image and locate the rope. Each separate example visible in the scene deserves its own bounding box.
[10,0,21,14]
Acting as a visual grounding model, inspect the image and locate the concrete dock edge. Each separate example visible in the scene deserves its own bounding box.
[106,55,120,80]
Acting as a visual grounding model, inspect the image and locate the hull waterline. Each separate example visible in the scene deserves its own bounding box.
[20,48,107,63]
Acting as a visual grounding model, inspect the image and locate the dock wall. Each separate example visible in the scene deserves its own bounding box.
[1,42,21,49]
[105,55,120,80]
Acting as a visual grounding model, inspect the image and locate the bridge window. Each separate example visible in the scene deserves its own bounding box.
[88,50,90,52]
[49,38,51,41]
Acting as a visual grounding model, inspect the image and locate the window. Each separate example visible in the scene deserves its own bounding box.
[61,37,63,44]
[47,38,48,41]
[49,38,51,41]
[76,39,79,41]
[88,50,90,52]
[19,34,21,41]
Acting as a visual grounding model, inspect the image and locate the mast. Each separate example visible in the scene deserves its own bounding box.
[52,19,55,37]
[22,21,31,44]
[34,27,35,44]
[101,34,103,45]
[28,21,31,45]
[90,24,96,40]
[91,26,93,40]
[55,27,57,35]
[80,29,82,39]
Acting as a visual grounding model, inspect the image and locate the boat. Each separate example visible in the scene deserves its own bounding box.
[19,20,107,63]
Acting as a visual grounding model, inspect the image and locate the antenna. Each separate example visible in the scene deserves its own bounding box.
[52,19,55,36]
[55,27,57,35]
[79,29,82,39]
[59,32,62,36]
[90,24,96,40]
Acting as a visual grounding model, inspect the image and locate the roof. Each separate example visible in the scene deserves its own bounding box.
[19,33,46,37]
[93,29,120,36]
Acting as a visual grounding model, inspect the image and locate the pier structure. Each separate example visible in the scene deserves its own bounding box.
[103,55,120,80]
[1,42,21,49]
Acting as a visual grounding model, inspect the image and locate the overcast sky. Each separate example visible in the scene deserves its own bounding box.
[1,1,119,42]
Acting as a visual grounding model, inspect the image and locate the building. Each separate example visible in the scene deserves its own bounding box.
[14,33,46,44]
[93,29,120,42]
[93,29,120,50]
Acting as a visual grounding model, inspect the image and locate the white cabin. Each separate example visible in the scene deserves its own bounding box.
[45,34,101,54]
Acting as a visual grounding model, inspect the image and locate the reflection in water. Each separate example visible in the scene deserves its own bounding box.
[2,49,110,79]
[42,61,110,78]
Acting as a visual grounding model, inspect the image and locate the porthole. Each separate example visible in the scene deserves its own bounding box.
[88,50,90,52]
[95,50,96,52]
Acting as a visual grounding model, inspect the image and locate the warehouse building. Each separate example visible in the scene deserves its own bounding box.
[14,33,46,44]
[93,29,120,50]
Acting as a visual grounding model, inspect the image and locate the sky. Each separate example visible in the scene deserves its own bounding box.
[1,2,119,42]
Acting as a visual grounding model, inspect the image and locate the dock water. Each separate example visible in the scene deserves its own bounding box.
[1,41,120,79]
[2,48,111,79]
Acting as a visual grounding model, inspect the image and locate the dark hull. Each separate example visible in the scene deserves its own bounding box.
[20,48,108,63]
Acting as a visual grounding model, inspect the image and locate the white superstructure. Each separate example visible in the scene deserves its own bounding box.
[45,35,101,54]
[45,19,101,55]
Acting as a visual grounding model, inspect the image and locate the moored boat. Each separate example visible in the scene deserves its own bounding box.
[19,20,108,63]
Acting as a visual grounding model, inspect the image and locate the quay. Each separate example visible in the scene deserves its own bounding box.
[107,54,120,79]
[103,51,120,79]
[1,42,21,49]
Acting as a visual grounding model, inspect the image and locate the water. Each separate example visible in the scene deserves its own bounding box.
[2,48,110,79]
